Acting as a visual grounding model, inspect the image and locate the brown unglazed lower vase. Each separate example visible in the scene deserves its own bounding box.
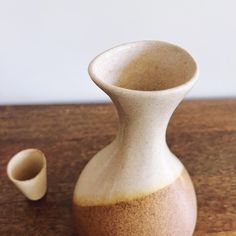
[74,169,196,236]
[73,41,199,236]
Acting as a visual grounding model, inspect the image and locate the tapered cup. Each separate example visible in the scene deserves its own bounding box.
[7,149,47,201]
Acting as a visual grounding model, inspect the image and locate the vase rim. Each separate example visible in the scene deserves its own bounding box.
[88,40,199,95]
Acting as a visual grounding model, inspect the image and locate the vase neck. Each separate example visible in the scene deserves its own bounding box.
[111,91,186,155]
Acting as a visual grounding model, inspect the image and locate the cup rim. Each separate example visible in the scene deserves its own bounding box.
[88,40,199,96]
[7,148,46,183]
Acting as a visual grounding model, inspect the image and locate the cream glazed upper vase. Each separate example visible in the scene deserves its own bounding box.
[73,41,199,236]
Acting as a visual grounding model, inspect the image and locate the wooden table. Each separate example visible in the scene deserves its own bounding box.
[0,99,235,236]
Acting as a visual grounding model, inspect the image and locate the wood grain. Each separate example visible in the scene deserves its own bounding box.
[0,99,235,236]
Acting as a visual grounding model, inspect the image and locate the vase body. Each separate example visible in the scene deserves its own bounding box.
[73,41,198,236]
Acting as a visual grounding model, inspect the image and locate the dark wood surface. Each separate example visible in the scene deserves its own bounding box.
[0,99,235,236]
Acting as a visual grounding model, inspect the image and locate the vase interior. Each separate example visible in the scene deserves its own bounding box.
[90,41,197,91]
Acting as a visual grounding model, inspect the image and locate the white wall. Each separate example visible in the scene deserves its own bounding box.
[0,0,235,105]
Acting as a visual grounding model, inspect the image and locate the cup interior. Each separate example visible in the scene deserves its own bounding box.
[8,149,45,181]
[90,41,197,91]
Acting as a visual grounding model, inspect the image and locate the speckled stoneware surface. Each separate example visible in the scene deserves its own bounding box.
[73,41,199,236]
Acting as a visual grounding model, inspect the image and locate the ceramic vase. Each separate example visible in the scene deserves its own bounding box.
[73,41,198,236]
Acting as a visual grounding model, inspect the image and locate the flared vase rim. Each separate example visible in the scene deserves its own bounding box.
[88,40,199,96]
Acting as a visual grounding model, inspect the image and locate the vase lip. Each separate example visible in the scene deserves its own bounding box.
[88,40,199,96]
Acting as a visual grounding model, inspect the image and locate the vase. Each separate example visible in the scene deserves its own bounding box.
[73,41,198,236]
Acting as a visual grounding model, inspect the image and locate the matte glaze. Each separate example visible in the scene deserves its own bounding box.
[7,149,47,201]
[73,41,198,235]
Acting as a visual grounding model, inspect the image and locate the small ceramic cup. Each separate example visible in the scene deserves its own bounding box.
[7,149,47,201]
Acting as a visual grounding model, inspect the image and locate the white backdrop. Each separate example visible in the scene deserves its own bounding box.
[0,0,235,105]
